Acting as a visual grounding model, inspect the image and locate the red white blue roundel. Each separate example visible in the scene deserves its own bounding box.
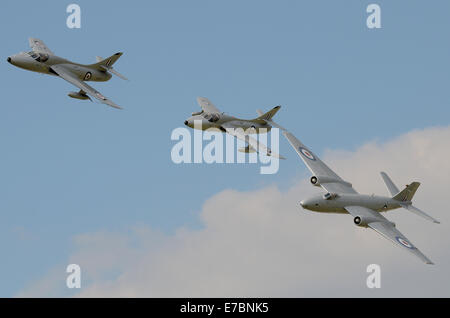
[396,236,414,249]
[299,147,316,161]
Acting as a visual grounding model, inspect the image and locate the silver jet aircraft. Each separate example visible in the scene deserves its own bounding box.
[269,119,439,264]
[184,97,285,159]
[7,38,126,109]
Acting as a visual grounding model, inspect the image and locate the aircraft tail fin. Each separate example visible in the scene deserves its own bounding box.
[92,53,128,80]
[255,106,281,122]
[255,106,287,132]
[94,53,123,68]
[381,172,419,202]
[380,171,400,196]
[381,172,440,223]
[392,182,420,203]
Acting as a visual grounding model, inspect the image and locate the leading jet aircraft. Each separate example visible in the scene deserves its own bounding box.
[7,38,126,109]
[184,97,285,159]
[268,119,439,264]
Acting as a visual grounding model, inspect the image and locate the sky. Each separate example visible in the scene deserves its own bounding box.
[1,0,450,297]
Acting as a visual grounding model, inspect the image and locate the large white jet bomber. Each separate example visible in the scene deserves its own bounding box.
[185,97,285,159]
[268,119,439,264]
[7,38,126,109]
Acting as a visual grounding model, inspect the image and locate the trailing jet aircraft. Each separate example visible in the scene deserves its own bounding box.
[269,118,439,264]
[7,38,126,109]
[184,97,285,159]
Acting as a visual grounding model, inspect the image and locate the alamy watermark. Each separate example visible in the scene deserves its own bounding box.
[66,4,81,29]
[366,264,381,289]
[66,264,81,289]
[170,122,282,175]
[366,4,381,29]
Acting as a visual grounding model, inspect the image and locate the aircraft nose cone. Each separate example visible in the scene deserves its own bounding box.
[7,57,11,63]
[300,200,305,207]
[184,120,189,126]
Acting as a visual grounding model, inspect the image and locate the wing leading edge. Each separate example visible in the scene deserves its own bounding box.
[50,65,121,109]
[197,97,220,114]
[282,130,356,194]
[29,38,54,55]
[345,206,433,264]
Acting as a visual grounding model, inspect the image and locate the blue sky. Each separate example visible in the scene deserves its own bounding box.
[1,0,450,296]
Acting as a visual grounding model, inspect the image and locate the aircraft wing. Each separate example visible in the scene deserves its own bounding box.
[29,38,54,55]
[222,122,285,159]
[197,97,220,113]
[50,65,121,109]
[345,206,433,264]
[282,130,357,194]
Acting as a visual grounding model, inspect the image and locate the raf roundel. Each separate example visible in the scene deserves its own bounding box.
[396,236,414,249]
[299,147,316,161]
[84,72,92,81]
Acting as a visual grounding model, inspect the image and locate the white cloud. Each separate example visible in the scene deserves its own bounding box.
[19,126,450,297]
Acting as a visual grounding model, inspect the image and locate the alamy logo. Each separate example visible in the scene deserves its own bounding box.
[170,121,282,175]
[66,4,81,29]
[66,264,81,289]
[366,264,381,289]
[366,4,381,29]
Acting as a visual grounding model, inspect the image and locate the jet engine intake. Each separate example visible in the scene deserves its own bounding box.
[310,175,352,188]
[353,216,369,227]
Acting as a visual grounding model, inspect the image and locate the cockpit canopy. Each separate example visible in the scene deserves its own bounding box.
[27,51,49,62]
[202,113,220,123]
[323,192,338,200]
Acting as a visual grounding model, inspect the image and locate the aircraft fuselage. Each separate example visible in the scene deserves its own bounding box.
[300,193,403,214]
[7,52,111,82]
[184,113,272,134]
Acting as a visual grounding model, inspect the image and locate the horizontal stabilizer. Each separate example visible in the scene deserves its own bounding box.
[105,67,128,80]
[401,204,440,224]
[93,53,128,80]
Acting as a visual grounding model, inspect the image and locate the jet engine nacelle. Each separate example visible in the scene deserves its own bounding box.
[353,216,369,227]
[68,91,90,100]
[353,216,395,228]
[310,175,352,188]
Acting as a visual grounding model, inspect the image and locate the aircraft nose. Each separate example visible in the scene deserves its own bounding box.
[7,56,11,63]
[300,200,305,208]
[184,120,189,126]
